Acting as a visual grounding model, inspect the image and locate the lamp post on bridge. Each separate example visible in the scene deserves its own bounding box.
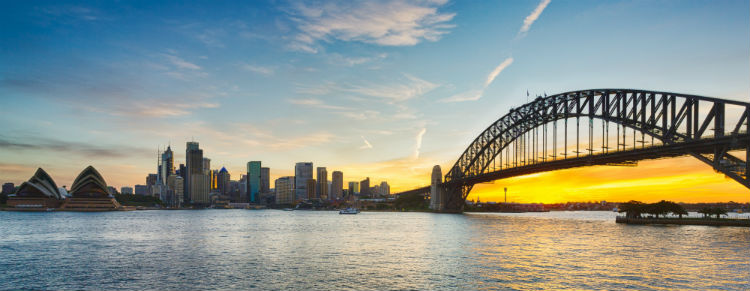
[504,187,507,204]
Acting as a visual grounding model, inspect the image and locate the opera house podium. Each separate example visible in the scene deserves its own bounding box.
[7,168,65,209]
[59,166,121,211]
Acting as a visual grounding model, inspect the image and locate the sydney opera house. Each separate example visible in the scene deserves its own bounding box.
[7,166,121,211]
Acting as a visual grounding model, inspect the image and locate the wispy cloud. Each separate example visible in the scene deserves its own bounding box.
[519,0,551,36]
[342,74,439,103]
[329,53,388,66]
[165,54,201,70]
[413,128,427,159]
[485,57,514,87]
[0,136,152,158]
[242,64,275,75]
[360,135,373,149]
[288,98,351,110]
[440,57,513,103]
[285,0,455,52]
[38,5,104,22]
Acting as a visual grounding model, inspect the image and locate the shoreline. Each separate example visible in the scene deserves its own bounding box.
[616,216,750,227]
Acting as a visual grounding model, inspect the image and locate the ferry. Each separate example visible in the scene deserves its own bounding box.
[339,207,360,215]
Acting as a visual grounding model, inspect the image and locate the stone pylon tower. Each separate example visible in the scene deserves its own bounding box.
[429,165,444,211]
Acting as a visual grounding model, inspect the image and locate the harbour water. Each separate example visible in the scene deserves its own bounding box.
[1,210,748,290]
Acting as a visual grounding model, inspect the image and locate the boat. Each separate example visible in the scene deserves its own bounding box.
[339,207,360,214]
[282,208,294,211]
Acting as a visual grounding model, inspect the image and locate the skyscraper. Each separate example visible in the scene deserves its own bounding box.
[274,176,294,205]
[294,162,313,201]
[306,178,316,200]
[186,142,209,205]
[348,181,359,196]
[316,167,327,200]
[167,175,184,207]
[379,181,390,196]
[260,167,270,193]
[331,171,343,200]
[217,167,230,195]
[159,145,174,184]
[360,177,370,198]
[247,161,261,203]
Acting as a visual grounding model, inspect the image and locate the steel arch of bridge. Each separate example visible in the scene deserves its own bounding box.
[439,89,749,212]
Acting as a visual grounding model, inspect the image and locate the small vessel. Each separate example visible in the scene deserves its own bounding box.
[612,207,619,212]
[282,208,294,211]
[339,207,360,215]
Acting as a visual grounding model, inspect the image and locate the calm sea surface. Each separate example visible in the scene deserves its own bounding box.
[1,210,748,290]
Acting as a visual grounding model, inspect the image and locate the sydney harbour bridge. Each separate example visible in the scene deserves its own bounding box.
[395,89,750,213]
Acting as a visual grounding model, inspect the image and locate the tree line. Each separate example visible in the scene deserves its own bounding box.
[619,200,728,219]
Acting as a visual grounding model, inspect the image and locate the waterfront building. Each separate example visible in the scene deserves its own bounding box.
[306,178,316,200]
[360,177,370,198]
[348,181,359,196]
[247,161,261,203]
[134,185,148,195]
[260,167,270,193]
[217,167,230,195]
[186,142,209,206]
[294,162,313,200]
[274,176,295,205]
[316,167,327,200]
[159,146,174,184]
[430,165,444,211]
[61,166,121,210]
[379,181,390,196]
[146,174,157,189]
[7,168,65,209]
[167,175,184,207]
[2,182,15,195]
[331,171,343,200]
[120,186,133,195]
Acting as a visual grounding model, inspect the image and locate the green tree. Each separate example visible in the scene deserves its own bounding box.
[698,207,712,218]
[711,207,727,219]
[618,200,645,218]
[646,201,670,219]
[667,202,688,219]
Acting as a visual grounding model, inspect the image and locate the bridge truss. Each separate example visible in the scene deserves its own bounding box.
[436,89,749,212]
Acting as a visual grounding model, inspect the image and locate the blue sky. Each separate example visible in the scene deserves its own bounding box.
[1,0,748,192]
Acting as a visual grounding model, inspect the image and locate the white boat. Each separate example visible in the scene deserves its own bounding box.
[339,207,360,214]
[282,208,294,211]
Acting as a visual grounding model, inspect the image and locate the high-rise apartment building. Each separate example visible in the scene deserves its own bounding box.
[167,175,184,207]
[274,176,295,205]
[247,161,261,203]
[316,167,327,200]
[294,162,313,201]
[348,181,359,196]
[331,171,343,200]
[217,167,230,195]
[379,181,390,196]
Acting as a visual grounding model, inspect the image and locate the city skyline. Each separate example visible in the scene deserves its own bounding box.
[1,1,749,203]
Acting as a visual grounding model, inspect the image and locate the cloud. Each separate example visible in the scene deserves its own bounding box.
[329,53,388,66]
[39,5,104,22]
[288,98,351,110]
[413,128,427,159]
[360,135,373,149]
[342,74,439,103]
[285,0,455,52]
[242,64,274,75]
[440,57,513,103]
[519,0,551,36]
[0,136,152,159]
[485,57,514,87]
[165,54,201,70]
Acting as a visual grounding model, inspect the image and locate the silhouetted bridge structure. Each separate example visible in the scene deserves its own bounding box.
[394,89,749,213]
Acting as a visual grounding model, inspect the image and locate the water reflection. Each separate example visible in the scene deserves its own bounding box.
[0,210,747,290]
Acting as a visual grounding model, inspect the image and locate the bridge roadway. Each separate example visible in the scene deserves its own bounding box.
[395,132,749,197]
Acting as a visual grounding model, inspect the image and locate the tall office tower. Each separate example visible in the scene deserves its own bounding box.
[331,171,343,200]
[239,174,248,202]
[379,181,390,196]
[178,163,187,201]
[203,158,211,174]
[247,161,261,203]
[306,179,316,200]
[186,142,209,205]
[167,175,184,207]
[274,176,295,205]
[316,167,327,200]
[217,167,230,195]
[159,146,174,184]
[146,174,157,188]
[260,167,270,193]
[360,177,370,197]
[294,162,313,200]
[348,181,359,196]
[210,169,219,190]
